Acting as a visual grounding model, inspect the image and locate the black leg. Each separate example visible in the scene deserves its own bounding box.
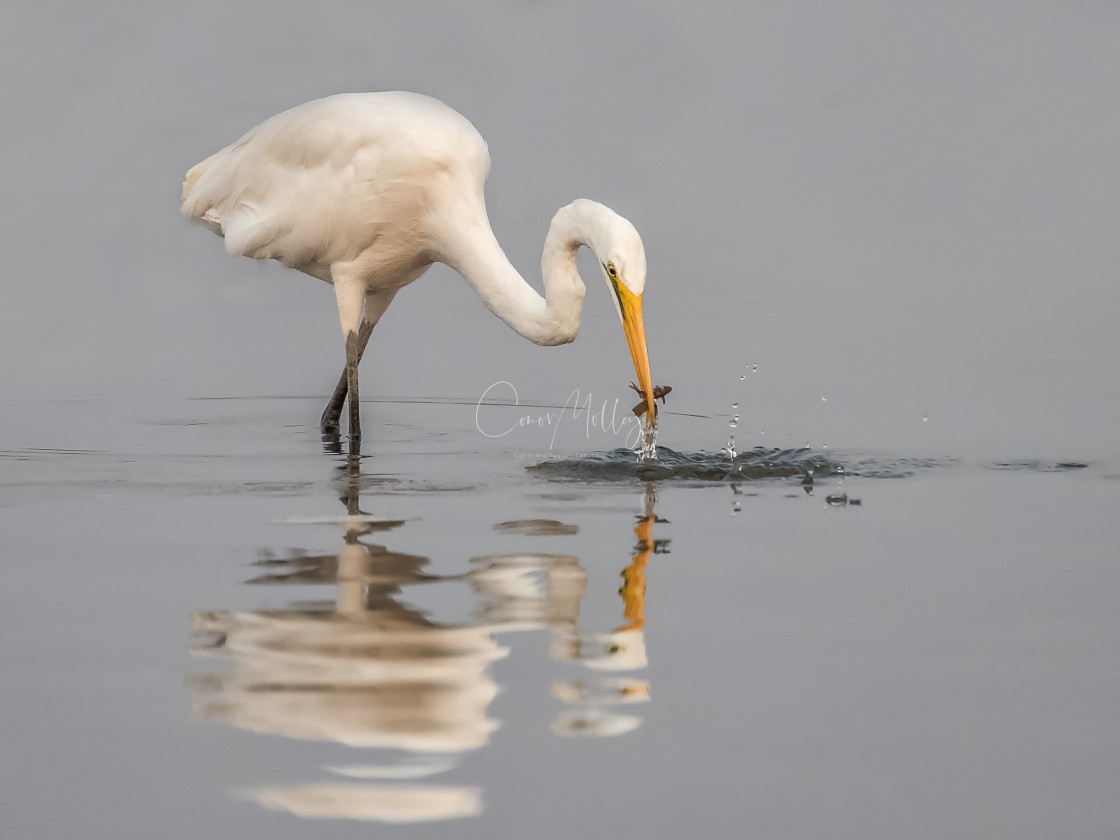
[320,369,349,435]
[345,330,362,440]
[321,319,375,433]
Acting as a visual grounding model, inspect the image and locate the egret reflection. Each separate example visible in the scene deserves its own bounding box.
[550,483,664,737]
[189,453,665,823]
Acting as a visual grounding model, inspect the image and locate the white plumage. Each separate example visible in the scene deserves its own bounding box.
[182,92,657,439]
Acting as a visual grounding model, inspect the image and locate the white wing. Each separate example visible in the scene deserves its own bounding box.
[182,92,490,284]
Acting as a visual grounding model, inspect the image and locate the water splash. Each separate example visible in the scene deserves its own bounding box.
[724,404,739,458]
[636,416,658,462]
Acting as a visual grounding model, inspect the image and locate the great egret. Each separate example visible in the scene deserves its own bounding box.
[181,92,658,440]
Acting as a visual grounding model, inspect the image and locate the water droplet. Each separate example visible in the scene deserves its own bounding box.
[821,396,827,402]
[922,415,929,423]
[732,402,739,410]
[729,416,739,428]
[739,375,745,380]
[752,364,758,372]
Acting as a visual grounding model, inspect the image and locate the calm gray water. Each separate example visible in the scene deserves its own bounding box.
[3,397,1118,838]
[3,2,1120,837]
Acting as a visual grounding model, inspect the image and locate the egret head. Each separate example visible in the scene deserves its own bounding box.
[598,221,656,423]
[550,200,658,421]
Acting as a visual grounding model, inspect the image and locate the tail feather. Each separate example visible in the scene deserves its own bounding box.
[181,152,226,235]
[181,152,217,209]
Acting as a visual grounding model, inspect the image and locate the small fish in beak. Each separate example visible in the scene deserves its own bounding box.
[629,383,673,418]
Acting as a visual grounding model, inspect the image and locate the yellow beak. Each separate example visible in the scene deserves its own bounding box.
[616,283,657,422]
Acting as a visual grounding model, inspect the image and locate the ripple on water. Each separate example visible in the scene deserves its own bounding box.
[526,446,802,482]
[527,446,956,483]
[987,460,1089,473]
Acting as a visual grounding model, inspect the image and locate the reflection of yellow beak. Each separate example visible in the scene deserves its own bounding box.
[616,283,656,422]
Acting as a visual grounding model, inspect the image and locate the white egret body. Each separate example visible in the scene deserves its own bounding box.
[182,92,657,438]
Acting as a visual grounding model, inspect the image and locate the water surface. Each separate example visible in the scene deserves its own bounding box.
[2,396,1118,838]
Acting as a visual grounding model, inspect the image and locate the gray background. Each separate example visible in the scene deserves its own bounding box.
[3,1,1117,458]
[2,5,1120,838]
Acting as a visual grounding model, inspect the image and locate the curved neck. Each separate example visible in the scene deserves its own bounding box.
[443,202,598,346]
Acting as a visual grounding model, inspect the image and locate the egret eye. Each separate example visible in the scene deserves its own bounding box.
[606,262,618,278]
